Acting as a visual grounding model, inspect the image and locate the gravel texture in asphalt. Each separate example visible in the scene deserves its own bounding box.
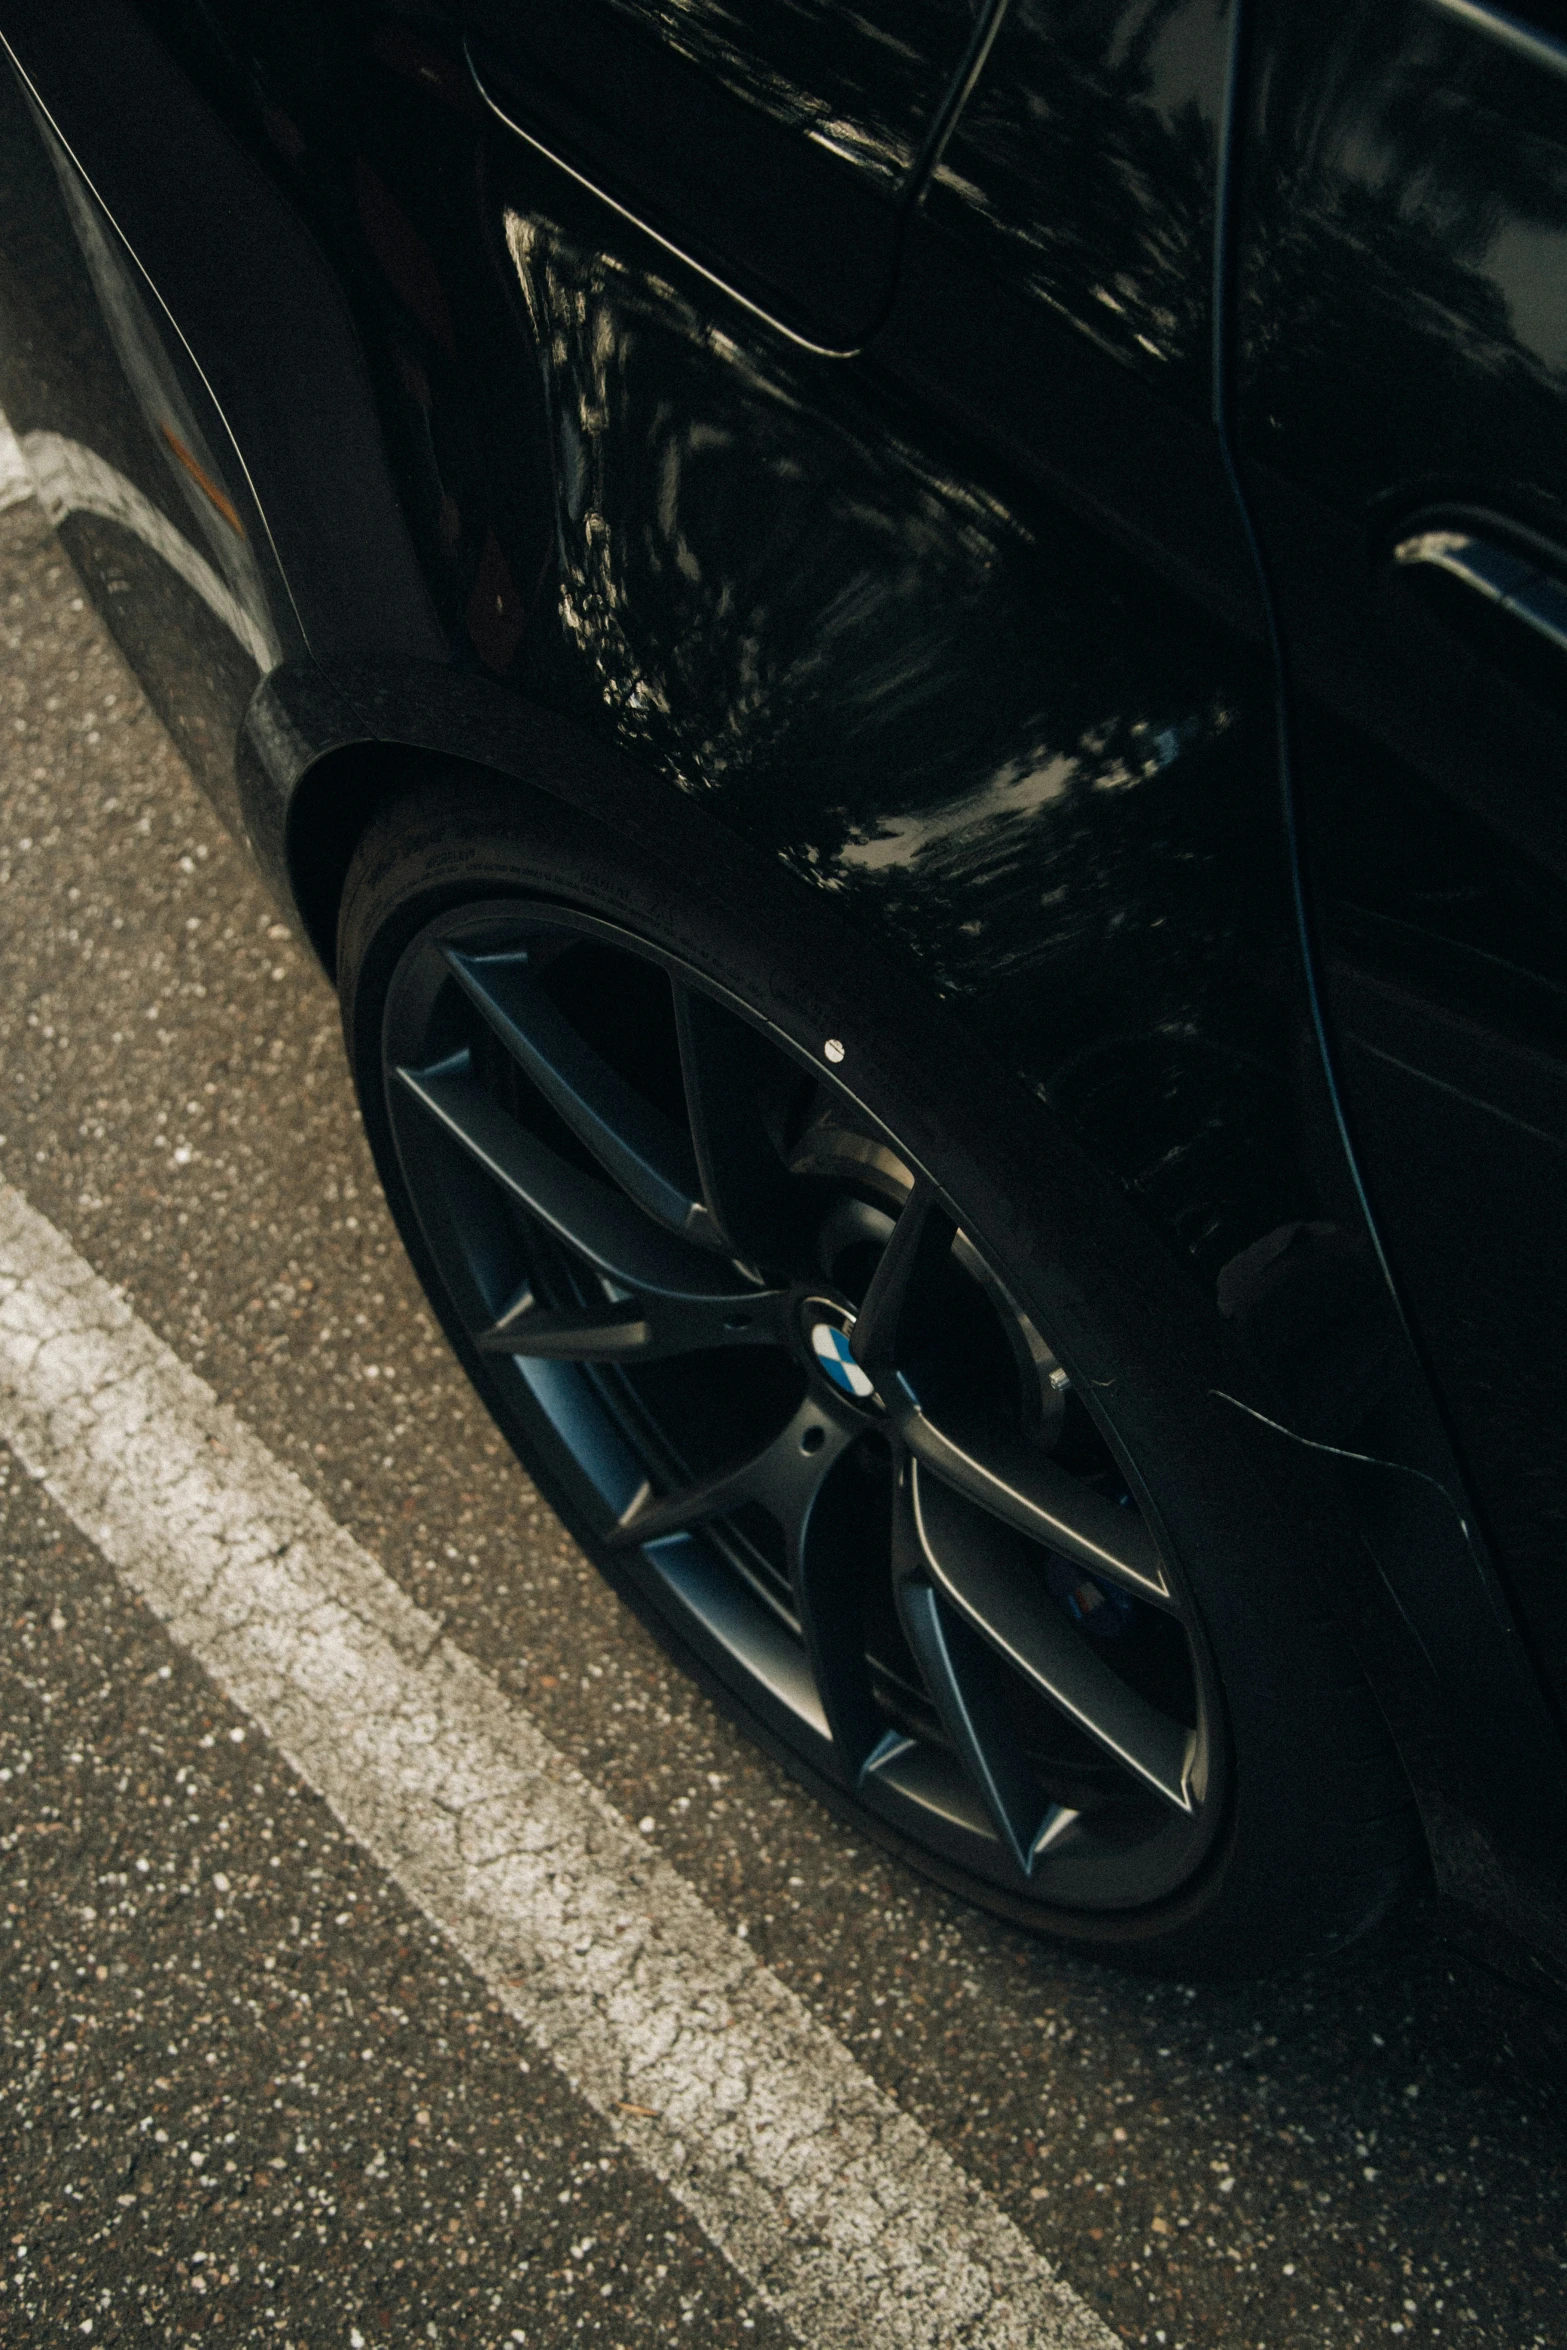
[3,487,1566,2349]
[0,1449,779,2348]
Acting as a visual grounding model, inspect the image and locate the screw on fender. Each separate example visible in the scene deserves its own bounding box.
[822,1037,845,1064]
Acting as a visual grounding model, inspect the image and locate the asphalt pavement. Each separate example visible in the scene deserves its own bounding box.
[2,481,1565,2350]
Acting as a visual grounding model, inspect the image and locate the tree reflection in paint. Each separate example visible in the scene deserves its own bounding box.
[506,205,1299,1276]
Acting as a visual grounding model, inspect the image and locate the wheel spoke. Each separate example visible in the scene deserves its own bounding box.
[889,1456,1056,1871]
[444,948,710,1240]
[673,984,799,1263]
[395,1052,772,1305]
[791,1444,888,1771]
[896,1405,1173,1608]
[606,1396,854,1551]
[476,1280,786,1361]
[849,1185,955,1389]
[848,1184,1172,1608]
[609,1394,879,1765]
[476,1289,650,1358]
[894,1590,1046,1875]
[909,1463,1195,1813]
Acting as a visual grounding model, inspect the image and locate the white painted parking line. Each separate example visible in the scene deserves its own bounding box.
[0,1178,1115,2350]
[0,410,32,510]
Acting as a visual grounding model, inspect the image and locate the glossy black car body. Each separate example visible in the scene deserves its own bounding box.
[1,0,1563,1987]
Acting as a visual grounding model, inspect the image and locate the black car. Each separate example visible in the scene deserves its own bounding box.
[1,0,1564,1988]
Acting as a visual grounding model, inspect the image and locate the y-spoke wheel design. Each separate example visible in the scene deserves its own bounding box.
[340,782,1425,1971]
[377,898,1223,1912]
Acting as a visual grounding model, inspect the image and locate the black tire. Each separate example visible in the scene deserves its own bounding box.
[337,767,1421,1979]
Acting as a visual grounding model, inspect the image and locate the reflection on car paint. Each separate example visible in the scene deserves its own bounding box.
[18,430,277,670]
[31,96,278,670]
[930,0,1231,398]
[504,202,1287,1284]
[659,0,956,183]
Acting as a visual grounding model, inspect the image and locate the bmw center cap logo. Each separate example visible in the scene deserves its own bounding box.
[808,1310,877,1402]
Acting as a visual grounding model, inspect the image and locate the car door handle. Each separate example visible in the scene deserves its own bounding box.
[1392,525,1567,663]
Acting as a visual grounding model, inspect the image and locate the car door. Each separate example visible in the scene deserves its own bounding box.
[878,0,1261,635]
[463,0,999,353]
[1234,0,1567,1715]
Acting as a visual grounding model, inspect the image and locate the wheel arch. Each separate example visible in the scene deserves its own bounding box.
[246,655,799,981]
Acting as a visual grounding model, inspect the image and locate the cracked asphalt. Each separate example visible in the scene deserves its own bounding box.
[3,487,1567,2349]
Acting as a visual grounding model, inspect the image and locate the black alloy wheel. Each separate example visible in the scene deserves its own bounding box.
[339,778,1419,1975]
